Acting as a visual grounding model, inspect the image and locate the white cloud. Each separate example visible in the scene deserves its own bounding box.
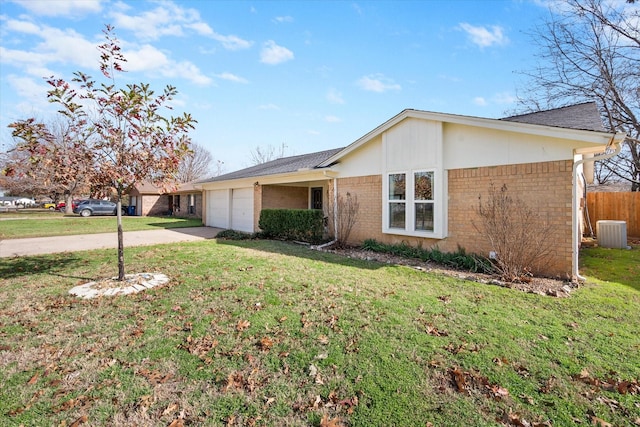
[12,0,102,17]
[473,97,488,106]
[326,88,345,104]
[493,92,517,104]
[119,44,211,85]
[215,72,248,84]
[356,74,401,93]
[211,33,253,50]
[108,1,252,50]
[260,40,294,65]
[1,21,98,70]
[273,16,294,23]
[325,115,342,123]
[459,23,509,48]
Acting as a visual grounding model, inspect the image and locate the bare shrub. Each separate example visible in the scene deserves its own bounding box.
[474,183,554,281]
[335,192,360,248]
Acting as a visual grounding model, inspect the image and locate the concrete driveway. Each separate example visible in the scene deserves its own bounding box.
[0,226,222,258]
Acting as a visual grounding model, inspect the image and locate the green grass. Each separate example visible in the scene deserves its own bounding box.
[1,239,638,426]
[0,214,202,239]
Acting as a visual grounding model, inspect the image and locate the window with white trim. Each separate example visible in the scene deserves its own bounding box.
[384,169,441,237]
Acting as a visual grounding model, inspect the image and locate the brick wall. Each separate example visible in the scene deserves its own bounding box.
[255,185,309,230]
[336,160,574,278]
[140,194,169,216]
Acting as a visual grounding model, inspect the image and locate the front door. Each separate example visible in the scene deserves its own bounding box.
[311,187,323,210]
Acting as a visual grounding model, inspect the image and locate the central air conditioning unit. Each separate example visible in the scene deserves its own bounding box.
[596,220,627,249]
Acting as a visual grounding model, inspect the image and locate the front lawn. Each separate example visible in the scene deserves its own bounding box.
[0,240,638,426]
[0,216,202,239]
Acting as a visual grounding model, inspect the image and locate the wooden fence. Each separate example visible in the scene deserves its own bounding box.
[586,192,640,237]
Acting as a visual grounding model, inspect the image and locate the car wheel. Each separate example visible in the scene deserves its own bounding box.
[80,209,91,217]
[49,206,54,210]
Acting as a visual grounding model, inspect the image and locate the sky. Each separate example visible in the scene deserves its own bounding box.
[0,0,558,174]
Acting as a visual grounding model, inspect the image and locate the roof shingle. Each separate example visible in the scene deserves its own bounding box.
[199,147,344,183]
[500,102,606,132]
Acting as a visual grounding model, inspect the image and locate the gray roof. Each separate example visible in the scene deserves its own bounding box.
[500,102,606,132]
[200,147,344,183]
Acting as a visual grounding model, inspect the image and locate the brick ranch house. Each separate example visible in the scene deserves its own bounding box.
[128,181,202,218]
[197,103,625,279]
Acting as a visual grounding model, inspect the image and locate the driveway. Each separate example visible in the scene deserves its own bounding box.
[0,226,222,258]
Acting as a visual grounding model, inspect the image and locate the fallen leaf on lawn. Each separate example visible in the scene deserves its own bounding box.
[633,417,640,426]
[320,414,343,427]
[309,364,318,377]
[257,336,274,351]
[69,415,88,427]
[488,384,510,399]
[451,367,467,393]
[589,415,613,427]
[426,324,448,337]
[236,319,251,331]
[27,372,39,385]
[168,419,184,427]
[277,316,288,323]
[318,335,329,345]
[438,295,451,304]
[162,402,179,416]
[265,397,276,406]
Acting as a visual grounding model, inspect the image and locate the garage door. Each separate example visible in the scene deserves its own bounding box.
[231,188,254,232]
[207,189,229,229]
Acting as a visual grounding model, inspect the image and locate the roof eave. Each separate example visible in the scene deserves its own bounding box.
[318,109,618,167]
[199,167,338,189]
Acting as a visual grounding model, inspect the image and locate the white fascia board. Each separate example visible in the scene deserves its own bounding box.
[318,109,618,167]
[198,169,336,190]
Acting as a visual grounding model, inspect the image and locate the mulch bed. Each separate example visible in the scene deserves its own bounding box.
[325,247,576,298]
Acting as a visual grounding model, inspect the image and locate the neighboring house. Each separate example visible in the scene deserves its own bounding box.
[197,103,625,279]
[128,181,202,218]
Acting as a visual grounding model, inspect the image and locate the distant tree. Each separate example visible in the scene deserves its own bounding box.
[175,142,216,183]
[518,0,639,190]
[248,142,289,165]
[8,117,94,211]
[9,25,196,280]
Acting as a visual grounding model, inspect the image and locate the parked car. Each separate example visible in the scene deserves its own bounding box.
[57,199,84,211]
[74,199,122,217]
[42,202,56,210]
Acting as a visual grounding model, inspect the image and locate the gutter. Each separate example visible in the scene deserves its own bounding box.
[571,133,625,281]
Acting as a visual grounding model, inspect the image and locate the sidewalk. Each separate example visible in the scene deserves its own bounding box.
[0,227,221,258]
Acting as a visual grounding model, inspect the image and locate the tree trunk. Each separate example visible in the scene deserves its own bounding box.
[65,194,73,214]
[117,189,125,281]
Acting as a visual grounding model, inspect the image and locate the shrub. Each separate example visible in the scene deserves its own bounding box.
[258,209,324,244]
[361,239,493,273]
[335,192,360,248]
[216,229,254,240]
[474,183,553,281]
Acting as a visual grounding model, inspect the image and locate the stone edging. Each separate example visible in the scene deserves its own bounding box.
[69,273,169,299]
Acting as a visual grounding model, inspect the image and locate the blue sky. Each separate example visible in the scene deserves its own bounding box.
[0,0,556,173]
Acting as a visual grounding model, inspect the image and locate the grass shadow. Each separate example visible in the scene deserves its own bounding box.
[146,217,204,229]
[0,253,85,280]
[215,238,388,271]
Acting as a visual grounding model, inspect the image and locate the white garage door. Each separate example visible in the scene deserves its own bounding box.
[231,188,254,232]
[208,189,229,229]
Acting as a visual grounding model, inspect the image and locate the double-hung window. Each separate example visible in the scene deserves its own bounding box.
[385,169,440,236]
[414,171,434,232]
[388,173,406,229]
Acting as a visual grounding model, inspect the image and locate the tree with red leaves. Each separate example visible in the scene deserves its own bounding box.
[9,25,196,280]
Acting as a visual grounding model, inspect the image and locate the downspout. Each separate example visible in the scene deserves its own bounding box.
[572,135,623,281]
